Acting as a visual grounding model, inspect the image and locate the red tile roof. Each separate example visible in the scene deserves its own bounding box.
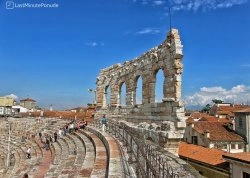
[234,108,250,113]
[186,114,231,124]
[217,105,250,117]
[190,112,209,119]
[20,98,36,102]
[223,152,250,164]
[193,122,244,142]
[179,142,228,168]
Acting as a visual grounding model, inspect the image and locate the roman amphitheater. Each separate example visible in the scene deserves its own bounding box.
[0,29,203,178]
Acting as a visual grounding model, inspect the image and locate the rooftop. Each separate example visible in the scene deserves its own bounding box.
[179,142,229,169]
[20,98,36,102]
[223,152,250,164]
[192,122,244,142]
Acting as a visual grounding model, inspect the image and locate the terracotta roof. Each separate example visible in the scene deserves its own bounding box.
[199,116,231,123]
[219,105,250,110]
[186,115,231,124]
[234,108,250,113]
[223,152,250,164]
[179,142,228,168]
[217,105,250,116]
[190,112,209,119]
[20,98,36,102]
[193,122,244,142]
[217,110,234,117]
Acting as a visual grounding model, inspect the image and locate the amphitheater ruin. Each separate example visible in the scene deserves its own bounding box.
[0,29,202,178]
[95,29,186,152]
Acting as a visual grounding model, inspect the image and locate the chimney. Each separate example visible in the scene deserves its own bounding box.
[191,123,194,128]
[204,130,210,138]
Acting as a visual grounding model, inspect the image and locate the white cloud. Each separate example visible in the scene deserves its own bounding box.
[200,86,226,93]
[184,85,250,107]
[170,0,248,12]
[131,0,248,11]
[136,27,160,35]
[5,94,18,100]
[84,42,104,47]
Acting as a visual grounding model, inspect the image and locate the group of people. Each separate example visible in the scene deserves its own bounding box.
[38,132,56,151]
[37,119,88,151]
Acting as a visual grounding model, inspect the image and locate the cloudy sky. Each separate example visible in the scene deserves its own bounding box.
[0,0,250,109]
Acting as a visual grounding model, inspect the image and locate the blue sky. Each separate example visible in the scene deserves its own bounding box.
[0,0,250,110]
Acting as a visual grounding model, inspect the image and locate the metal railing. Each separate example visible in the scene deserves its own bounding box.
[93,119,180,178]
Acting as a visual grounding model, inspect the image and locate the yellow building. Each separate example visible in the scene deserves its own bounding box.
[0,96,14,116]
[0,97,14,107]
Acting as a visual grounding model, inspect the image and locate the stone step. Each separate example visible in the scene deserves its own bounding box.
[87,126,124,177]
[79,130,108,178]
[73,131,95,177]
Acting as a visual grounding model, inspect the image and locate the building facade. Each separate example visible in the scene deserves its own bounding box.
[184,122,245,153]
[0,96,14,116]
[20,98,36,111]
[234,108,250,152]
[223,152,250,178]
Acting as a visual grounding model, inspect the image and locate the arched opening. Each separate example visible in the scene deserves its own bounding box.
[155,69,164,103]
[136,76,143,105]
[105,85,111,108]
[120,82,126,106]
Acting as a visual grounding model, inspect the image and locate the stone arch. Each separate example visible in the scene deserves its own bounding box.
[135,75,143,105]
[95,29,184,126]
[118,81,126,106]
[154,68,164,103]
[103,85,111,108]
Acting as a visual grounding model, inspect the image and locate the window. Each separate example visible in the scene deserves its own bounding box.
[243,172,250,178]
[238,144,243,149]
[192,136,198,145]
[231,144,236,149]
[222,144,227,149]
[239,118,243,128]
[217,144,223,149]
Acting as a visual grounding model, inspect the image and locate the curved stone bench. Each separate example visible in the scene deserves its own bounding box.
[73,131,95,177]
[65,133,86,170]
[45,137,70,177]
[86,126,124,177]
[79,129,108,178]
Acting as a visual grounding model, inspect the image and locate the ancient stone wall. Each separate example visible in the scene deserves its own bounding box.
[95,29,186,142]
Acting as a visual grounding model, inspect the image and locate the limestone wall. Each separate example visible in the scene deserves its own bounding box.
[95,29,186,140]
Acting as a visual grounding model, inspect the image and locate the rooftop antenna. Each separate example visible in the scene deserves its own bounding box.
[168,7,173,44]
[169,7,172,34]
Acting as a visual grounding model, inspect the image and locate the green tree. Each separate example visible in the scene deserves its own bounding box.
[212,99,224,104]
[200,104,211,113]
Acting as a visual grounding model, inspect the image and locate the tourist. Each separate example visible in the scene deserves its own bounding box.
[39,132,42,139]
[101,115,107,132]
[54,131,58,142]
[49,135,53,144]
[23,173,28,178]
[63,126,67,136]
[69,123,74,133]
[26,147,31,159]
[45,137,50,150]
[58,128,63,138]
